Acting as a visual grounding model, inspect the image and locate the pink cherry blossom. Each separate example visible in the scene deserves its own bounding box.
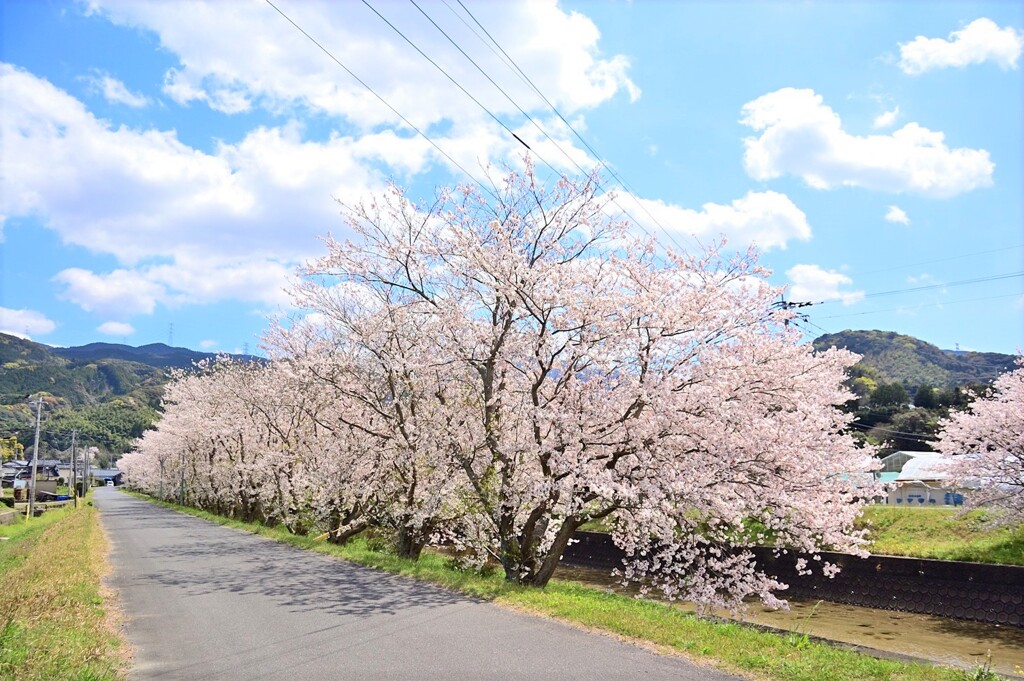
[936,358,1024,524]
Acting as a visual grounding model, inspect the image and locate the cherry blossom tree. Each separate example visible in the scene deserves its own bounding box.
[286,160,875,603]
[124,161,876,608]
[936,359,1024,524]
[275,239,472,559]
[124,356,374,540]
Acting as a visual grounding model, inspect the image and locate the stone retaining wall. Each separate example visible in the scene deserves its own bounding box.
[561,531,1024,627]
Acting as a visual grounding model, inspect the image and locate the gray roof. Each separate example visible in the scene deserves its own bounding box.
[895,455,949,482]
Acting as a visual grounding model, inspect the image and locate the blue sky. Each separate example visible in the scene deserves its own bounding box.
[1,0,1022,355]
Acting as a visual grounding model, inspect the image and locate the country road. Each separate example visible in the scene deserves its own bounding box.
[96,489,737,680]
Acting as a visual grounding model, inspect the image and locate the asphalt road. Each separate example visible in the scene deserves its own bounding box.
[96,488,737,680]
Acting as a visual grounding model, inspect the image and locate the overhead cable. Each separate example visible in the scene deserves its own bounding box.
[449,0,694,252]
[366,0,695,255]
[854,243,1024,277]
[815,291,1022,320]
[263,0,497,199]
[849,422,937,441]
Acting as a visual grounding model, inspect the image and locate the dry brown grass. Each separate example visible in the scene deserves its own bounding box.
[0,505,126,680]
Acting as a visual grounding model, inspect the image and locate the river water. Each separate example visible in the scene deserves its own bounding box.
[554,565,1024,677]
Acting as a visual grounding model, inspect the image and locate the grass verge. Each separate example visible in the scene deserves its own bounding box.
[130,493,993,681]
[858,507,1024,565]
[0,501,125,681]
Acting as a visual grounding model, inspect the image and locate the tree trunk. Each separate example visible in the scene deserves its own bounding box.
[501,517,583,587]
[528,517,583,587]
[396,525,428,560]
[327,519,368,545]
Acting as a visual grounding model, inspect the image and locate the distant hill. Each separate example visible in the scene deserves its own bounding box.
[0,333,256,458]
[813,330,1016,387]
[52,341,215,370]
[1,333,254,407]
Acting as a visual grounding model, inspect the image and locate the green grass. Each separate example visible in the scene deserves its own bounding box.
[0,501,125,680]
[858,507,1024,565]
[130,494,993,681]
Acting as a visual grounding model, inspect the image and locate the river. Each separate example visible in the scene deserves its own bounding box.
[554,565,1024,677]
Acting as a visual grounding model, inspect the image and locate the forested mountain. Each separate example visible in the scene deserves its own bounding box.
[813,330,1015,388]
[0,333,251,463]
[52,341,214,370]
[813,330,1018,454]
[1,334,166,408]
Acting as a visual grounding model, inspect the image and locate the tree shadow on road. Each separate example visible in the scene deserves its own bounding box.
[101,498,467,620]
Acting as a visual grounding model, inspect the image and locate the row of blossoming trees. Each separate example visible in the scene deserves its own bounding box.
[119,165,886,610]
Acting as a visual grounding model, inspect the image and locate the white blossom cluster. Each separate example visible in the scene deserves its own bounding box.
[937,359,1024,525]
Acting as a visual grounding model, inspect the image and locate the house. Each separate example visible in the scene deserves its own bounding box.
[1,459,62,487]
[887,453,965,506]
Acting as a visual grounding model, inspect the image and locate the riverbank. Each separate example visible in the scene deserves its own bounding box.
[0,502,126,680]
[859,507,1024,565]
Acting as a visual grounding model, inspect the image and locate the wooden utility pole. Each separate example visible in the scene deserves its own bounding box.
[83,443,90,500]
[70,429,78,508]
[27,397,43,518]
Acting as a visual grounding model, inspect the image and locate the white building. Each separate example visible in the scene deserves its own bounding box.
[886,452,965,506]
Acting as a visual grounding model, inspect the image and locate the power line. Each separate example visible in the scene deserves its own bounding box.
[360,0,696,257]
[410,0,566,158]
[263,0,497,199]
[449,0,697,253]
[272,0,679,255]
[360,0,542,159]
[854,243,1024,277]
[406,1,695,255]
[815,291,1022,320]
[792,317,831,338]
[849,422,937,443]
[805,270,1024,307]
[851,271,1022,302]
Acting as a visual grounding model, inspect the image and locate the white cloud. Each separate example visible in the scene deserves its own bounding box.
[741,88,993,198]
[884,205,910,225]
[872,106,900,129]
[97,321,135,336]
[0,64,600,317]
[899,18,1024,75]
[144,256,294,308]
[633,190,811,251]
[1,65,587,247]
[199,339,218,350]
[786,264,864,306]
[52,258,294,319]
[86,0,638,125]
[54,268,167,318]
[86,71,150,107]
[0,307,57,339]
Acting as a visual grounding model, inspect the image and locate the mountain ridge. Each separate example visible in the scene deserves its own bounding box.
[52,340,223,370]
[812,329,1016,387]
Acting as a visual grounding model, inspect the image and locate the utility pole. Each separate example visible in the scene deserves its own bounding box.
[83,443,90,500]
[70,429,78,508]
[159,456,165,500]
[27,397,43,518]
